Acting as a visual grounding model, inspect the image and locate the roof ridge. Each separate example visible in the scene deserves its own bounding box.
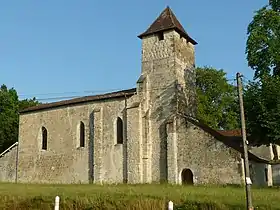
[20,88,137,114]
[167,7,176,29]
[182,115,270,164]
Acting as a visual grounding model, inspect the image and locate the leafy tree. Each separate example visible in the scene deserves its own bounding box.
[19,97,40,111]
[244,0,280,145]
[269,0,280,12]
[246,0,280,79]
[0,85,40,153]
[196,66,239,130]
[244,76,280,145]
[0,84,19,153]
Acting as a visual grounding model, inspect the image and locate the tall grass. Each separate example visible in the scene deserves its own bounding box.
[0,183,279,209]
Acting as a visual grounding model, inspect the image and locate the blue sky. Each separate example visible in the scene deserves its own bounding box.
[0,0,268,101]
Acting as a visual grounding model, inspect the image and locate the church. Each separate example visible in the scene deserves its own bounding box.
[0,7,279,186]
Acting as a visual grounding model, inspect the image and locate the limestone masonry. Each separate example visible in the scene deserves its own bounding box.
[1,6,279,186]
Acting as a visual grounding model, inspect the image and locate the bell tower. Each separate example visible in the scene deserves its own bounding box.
[137,6,198,117]
[136,6,198,183]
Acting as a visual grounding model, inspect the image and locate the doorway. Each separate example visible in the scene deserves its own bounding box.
[181,168,194,185]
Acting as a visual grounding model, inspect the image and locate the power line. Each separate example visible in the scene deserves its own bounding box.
[18,87,131,97]
[34,95,86,101]
[18,77,237,101]
[31,82,240,102]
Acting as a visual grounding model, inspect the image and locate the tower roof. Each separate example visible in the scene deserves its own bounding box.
[138,6,197,45]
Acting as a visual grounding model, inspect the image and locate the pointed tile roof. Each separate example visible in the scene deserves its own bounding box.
[138,6,197,45]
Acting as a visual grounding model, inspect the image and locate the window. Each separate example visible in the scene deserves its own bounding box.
[42,126,47,150]
[116,117,123,144]
[80,121,85,147]
[265,168,268,182]
[157,32,164,41]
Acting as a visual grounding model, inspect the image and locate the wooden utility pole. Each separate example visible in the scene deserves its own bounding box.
[236,72,253,210]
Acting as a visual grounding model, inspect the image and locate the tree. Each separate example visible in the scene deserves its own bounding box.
[0,84,19,153]
[19,97,40,111]
[244,76,280,145]
[246,0,280,79]
[196,66,239,130]
[0,85,40,153]
[244,0,280,145]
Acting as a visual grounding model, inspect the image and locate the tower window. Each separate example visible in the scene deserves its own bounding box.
[80,121,85,147]
[116,117,123,144]
[42,126,48,150]
[157,32,164,41]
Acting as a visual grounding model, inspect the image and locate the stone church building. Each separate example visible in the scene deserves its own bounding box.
[1,7,279,186]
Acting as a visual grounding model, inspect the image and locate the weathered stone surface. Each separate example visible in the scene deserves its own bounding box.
[17,98,137,184]
[0,145,18,182]
[175,117,243,185]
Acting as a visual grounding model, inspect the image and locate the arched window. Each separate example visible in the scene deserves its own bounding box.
[116,117,123,144]
[42,126,48,150]
[80,121,85,147]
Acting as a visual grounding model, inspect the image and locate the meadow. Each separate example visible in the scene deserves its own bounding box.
[0,183,280,209]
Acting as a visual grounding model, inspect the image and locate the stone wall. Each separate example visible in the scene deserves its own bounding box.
[174,117,243,185]
[127,104,142,183]
[17,95,139,184]
[0,145,18,182]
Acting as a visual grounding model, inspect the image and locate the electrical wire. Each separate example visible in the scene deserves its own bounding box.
[18,77,238,102]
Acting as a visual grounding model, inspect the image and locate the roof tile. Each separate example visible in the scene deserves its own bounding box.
[138,6,197,45]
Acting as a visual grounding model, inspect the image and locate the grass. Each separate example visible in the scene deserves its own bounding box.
[0,183,280,210]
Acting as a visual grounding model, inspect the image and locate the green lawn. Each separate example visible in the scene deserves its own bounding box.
[0,183,279,209]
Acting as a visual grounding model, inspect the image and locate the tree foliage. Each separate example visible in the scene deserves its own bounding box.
[0,85,39,153]
[244,76,280,145]
[269,0,280,12]
[246,0,280,79]
[0,85,19,153]
[196,67,239,130]
[19,97,40,111]
[244,0,280,145]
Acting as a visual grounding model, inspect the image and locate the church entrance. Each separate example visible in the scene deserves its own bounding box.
[181,168,194,185]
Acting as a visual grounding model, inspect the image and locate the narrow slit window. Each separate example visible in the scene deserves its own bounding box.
[265,168,268,182]
[158,32,164,41]
[80,121,85,147]
[42,126,48,150]
[116,117,123,144]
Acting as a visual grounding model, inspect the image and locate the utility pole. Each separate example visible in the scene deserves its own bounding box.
[236,72,253,210]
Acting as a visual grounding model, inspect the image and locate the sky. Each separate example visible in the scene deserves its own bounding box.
[0,0,268,102]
